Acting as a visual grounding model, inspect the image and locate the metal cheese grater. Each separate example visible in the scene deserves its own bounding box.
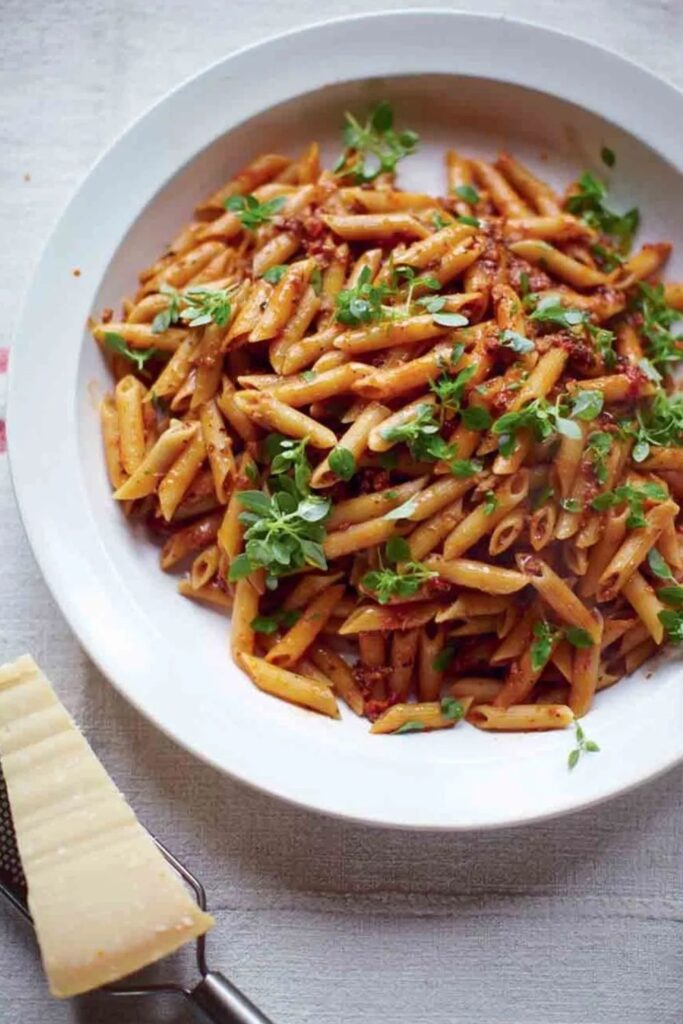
[0,766,274,1024]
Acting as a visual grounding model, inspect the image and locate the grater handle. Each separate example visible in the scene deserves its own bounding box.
[188,971,275,1024]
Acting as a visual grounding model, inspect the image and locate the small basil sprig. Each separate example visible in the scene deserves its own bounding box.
[225,193,286,229]
[334,102,419,184]
[104,331,157,371]
[568,719,600,770]
[361,538,436,604]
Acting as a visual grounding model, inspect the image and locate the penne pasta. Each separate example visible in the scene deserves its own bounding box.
[92,112,683,739]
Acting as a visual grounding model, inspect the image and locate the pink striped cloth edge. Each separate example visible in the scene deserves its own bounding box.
[0,348,8,453]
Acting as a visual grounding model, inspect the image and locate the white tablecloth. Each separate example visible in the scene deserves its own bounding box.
[2,1,683,1021]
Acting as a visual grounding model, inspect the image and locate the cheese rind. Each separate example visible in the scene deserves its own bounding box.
[0,655,213,997]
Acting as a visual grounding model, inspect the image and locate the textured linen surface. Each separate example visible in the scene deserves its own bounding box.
[1,1,683,1021]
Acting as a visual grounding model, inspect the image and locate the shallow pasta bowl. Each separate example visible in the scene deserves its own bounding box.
[8,11,683,829]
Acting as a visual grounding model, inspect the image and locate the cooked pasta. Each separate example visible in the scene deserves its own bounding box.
[93,102,683,751]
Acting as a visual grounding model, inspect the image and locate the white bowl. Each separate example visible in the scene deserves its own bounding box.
[9,11,683,829]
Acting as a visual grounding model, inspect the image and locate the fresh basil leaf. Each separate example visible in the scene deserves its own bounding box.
[454,184,479,205]
[395,721,426,734]
[432,312,469,328]
[461,406,492,430]
[571,389,604,422]
[648,548,673,580]
[565,627,594,649]
[262,264,289,284]
[228,553,253,582]
[329,447,356,481]
[499,329,535,354]
[385,536,411,564]
[440,697,465,721]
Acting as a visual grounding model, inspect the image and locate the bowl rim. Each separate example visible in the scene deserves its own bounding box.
[8,9,683,830]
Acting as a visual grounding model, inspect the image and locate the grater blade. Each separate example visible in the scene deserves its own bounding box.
[0,763,29,920]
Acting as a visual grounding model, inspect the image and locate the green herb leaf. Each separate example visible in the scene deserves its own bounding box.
[262,264,289,284]
[632,283,683,370]
[329,446,356,481]
[631,389,683,459]
[335,103,419,184]
[395,720,426,734]
[648,548,673,580]
[228,553,254,582]
[571,389,604,422]
[565,627,594,649]
[430,364,477,419]
[461,405,493,431]
[658,585,683,610]
[417,295,447,314]
[245,462,260,485]
[590,243,624,273]
[601,146,616,168]
[450,458,483,478]
[152,283,182,333]
[457,215,480,228]
[385,536,411,564]
[268,437,312,495]
[383,496,419,521]
[377,451,399,471]
[590,481,667,528]
[567,717,600,770]
[225,193,286,229]
[659,608,683,644]
[250,609,301,634]
[586,431,613,484]
[483,491,498,515]
[565,171,639,253]
[335,265,396,327]
[103,332,157,372]
[250,615,280,634]
[638,358,662,384]
[233,440,331,586]
[382,404,455,462]
[454,184,479,205]
[310,266,323,295]
[362,560,436,604]
[499,329,535,354]
[532,485,555,509]
[529,295,588,330]
[180,285,235,328]
[560,498,582,513]
[432,647,455,672]
[440,696,465,721]
[531,621,561,673]
[432,312,469,328]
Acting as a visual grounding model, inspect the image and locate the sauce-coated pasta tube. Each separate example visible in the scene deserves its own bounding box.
[113,419,197,501]
[569,610,603,717]
[443,471,529,558]
[265,585,345,668]
[597,500,676,602]
[240,654,340,718]
[233,391,337,448]
[312,402,389,488]
[469,704,573,731]
[425,557,528,594]
[495,152,562,215]
[516,554,600,641]
[621,570,665,644]
[309,643,364,715]
[371,699,471,734]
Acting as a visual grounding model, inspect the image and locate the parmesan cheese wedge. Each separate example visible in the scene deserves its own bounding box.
[0,654,213,998]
